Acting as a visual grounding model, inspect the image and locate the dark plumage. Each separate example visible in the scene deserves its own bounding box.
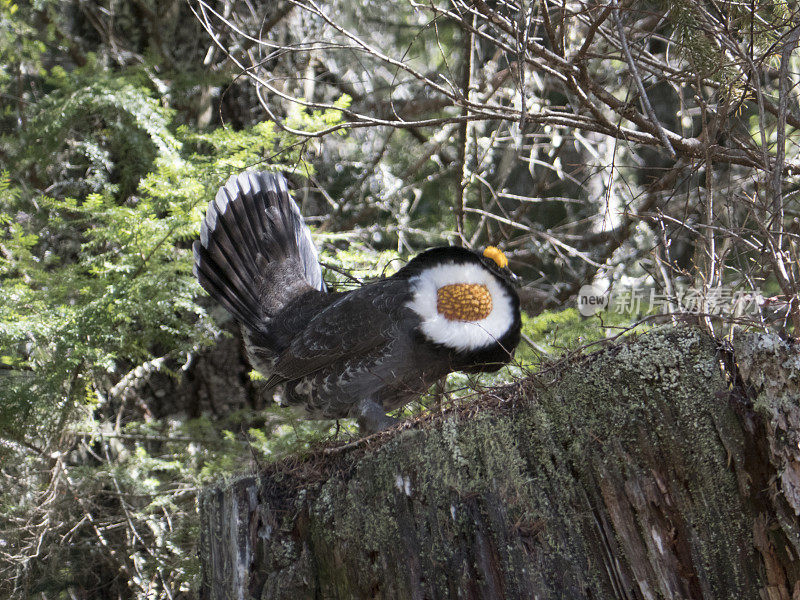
[193,171,522,433]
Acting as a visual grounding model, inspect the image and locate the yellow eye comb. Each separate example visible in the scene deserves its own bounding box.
[483,246,508,269]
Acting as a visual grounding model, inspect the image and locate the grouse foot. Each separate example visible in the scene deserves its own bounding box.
[356,398,398,434]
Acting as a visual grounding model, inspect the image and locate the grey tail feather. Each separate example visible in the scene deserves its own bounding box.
[193,171,325,332]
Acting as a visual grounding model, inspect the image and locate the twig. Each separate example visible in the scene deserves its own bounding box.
[610,0,676,158]
[772,22,800,329]
[455,13,476,245]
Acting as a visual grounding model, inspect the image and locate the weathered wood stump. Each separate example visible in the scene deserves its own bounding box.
[199,327,800,599]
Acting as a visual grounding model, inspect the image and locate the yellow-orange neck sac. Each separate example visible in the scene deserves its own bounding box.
[436,283,493,321]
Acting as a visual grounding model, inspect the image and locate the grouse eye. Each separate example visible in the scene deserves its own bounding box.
[483,246,508,269]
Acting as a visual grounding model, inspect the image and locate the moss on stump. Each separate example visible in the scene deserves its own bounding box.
[199,326,800,599]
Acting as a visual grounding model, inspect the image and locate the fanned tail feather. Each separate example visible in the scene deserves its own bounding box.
[193,171,325,332]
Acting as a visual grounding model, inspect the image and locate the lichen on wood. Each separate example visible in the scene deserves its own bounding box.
[199,326,800,599]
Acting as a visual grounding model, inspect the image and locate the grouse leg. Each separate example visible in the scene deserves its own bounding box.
[356,398,398,434]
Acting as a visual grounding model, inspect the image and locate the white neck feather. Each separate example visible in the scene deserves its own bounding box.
[406,262,515,351]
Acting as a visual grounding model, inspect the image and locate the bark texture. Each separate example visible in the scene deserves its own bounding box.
[198,327,800,599]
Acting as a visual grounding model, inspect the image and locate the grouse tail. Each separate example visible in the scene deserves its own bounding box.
[192,171,325,332]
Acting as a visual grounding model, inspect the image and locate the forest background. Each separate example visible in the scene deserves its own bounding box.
[1,0,799,597]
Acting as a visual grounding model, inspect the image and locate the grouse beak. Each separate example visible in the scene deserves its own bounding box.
[505,268,521,287]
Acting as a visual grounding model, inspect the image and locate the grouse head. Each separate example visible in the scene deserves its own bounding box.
[398,245,521,370]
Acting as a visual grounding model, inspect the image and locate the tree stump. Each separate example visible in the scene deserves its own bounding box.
[198,327,800,599]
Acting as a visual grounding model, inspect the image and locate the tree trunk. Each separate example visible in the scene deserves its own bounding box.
[198,327,800,599]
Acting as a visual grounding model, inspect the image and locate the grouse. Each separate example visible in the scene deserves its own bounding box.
[193,171,521,433]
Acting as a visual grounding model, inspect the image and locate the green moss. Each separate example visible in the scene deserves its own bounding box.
[203,326,764,598]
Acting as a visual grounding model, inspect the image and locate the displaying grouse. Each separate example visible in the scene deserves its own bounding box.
[193,171,521,433]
